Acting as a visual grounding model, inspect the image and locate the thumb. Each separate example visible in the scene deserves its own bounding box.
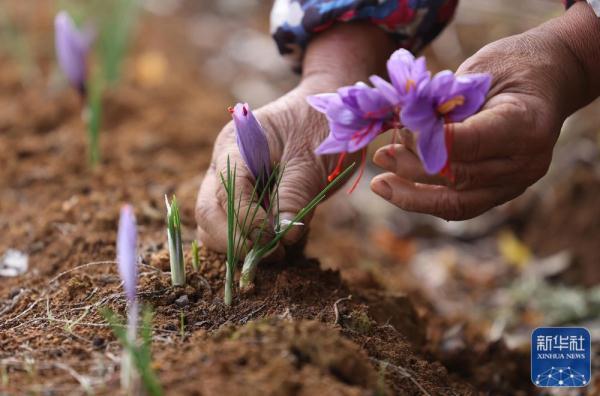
[276,156,325,246]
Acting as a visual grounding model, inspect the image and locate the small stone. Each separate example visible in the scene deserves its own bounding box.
[175,294,189,307]
[92,336,105,349]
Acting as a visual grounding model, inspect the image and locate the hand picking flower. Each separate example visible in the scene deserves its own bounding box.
[309,48,492,179]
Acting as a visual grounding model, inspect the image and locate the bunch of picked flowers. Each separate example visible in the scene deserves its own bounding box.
[308,49,491,182]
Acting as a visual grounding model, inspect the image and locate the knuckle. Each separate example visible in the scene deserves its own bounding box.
[436,191,469,221]
[453,163,475,190]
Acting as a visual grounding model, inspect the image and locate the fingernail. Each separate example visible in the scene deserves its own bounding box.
[372,179,392,200]
[279,212,305,245]
[373,148,395,170]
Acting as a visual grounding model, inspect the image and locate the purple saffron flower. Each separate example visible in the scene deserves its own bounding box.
[400,70,492,174]
[308,82,394,155]
[230,103,271,185]
[55,11,93,95]
[370,49,430,106]
[117,204,138,304]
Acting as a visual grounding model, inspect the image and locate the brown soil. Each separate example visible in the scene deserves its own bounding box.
[0,4,536,396]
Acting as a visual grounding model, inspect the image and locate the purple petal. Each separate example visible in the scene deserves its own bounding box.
[416,119,447,174]
[346,120,384,153]
[428,70,455,97]
[370,75,400,105]
[231,103,271,183]
[55,11,91,94]
[354,86,392,116]
[338,82,393,119]
[400,95,447,174]
[306,93,338,113]
[447,73,492,122]
[311,81,394,156]
[325,96,361,127]
[329,120,369,141]
[117,205,138,303]
[387,49,430,99]
[315,133,347,155]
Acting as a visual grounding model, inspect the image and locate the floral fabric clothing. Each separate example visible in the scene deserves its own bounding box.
[271,0,586,69]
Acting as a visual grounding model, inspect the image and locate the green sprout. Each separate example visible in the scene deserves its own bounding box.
[239,162,355,289]
[86,75,103,166]
[191,240,200,272]
[221,158,238,305]
[165,195,185,287]
[102,307,163,396]
[220,156,355,304]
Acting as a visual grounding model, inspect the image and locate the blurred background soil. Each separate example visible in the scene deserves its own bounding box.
[0,0,599,395]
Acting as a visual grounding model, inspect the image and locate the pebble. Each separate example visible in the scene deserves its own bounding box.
[92,336,105,349]
[175,294,189,307]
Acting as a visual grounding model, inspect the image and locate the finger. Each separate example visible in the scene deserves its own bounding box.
[276,154,326,246]
[451,101,525,162]
[370,172,524,220]
[373,144,448,186]
[374,144,531,191]
[396,128,418,155]
[450,157,527,190]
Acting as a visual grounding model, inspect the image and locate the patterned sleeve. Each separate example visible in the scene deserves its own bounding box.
[271,0,598,71]
[270,0,458,71]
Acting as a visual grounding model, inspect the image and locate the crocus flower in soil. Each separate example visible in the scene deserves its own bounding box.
[400,70,492,175]
[54,11,93,96]
[117,204,138,304]
[116,204,138,390]
[369,48,430,107]
[307,82,394,191]
[230,103,271,188]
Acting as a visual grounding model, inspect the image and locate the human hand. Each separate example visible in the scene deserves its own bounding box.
[196,23,395,254]
[370,4,600,220]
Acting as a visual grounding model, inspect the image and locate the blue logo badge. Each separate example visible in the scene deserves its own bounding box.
[531,327,591,387]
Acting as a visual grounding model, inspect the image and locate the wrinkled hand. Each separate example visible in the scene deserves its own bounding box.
[196,23,395,255]
[195,83,341,255]
[371,22,592,220]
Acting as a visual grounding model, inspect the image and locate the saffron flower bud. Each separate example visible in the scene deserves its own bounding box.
[117,204,138,304]
[54,11,93,96]
[230,103,271,187]
[116,204,140,392]
[400,71,491,174]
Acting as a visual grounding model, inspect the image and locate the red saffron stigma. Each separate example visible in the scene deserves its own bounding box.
[328,152,347,182]
[347,148,367,194]
[227,106,234,114]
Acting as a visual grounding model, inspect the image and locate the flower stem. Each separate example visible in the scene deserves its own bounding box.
[87,76,103,167]
[224,264,234,305]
